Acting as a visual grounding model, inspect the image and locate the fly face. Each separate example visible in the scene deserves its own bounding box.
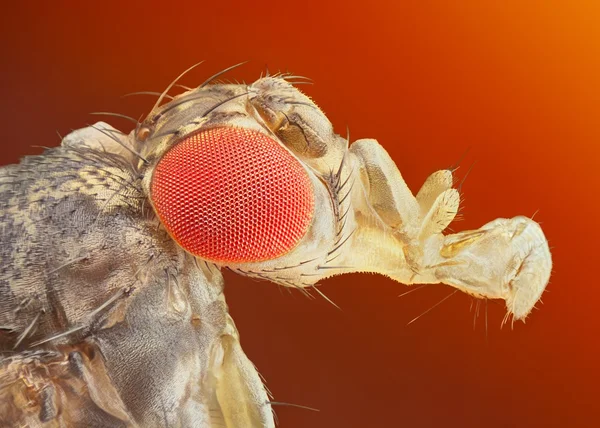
[137,78,344,290]
[136,71,551,321]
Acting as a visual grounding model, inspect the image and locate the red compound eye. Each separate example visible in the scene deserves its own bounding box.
[150,127,315,263]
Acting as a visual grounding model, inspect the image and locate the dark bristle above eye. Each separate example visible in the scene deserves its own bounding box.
[89,112,139,125]
[152,91,249,126]
[198,61,248,88]
[150,61,206,115]
[122,91,174,100]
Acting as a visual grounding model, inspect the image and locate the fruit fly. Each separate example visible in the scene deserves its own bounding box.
[0,63,552,427]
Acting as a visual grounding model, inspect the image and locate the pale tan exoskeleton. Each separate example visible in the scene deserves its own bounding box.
[0,64,552,427]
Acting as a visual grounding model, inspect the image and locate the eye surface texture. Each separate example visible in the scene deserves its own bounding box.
[150,127,315,264]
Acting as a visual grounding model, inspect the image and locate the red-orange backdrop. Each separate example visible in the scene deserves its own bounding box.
[1,1,597,427]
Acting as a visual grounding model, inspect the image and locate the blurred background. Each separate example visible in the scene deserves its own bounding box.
[1,1,597,427]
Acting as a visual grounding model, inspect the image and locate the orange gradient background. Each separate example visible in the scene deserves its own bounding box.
[1,1,597,427]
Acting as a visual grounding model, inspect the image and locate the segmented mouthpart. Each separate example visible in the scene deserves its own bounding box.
[150,127,315,263]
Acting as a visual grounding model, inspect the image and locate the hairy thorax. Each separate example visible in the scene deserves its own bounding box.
[0,128,262,426]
